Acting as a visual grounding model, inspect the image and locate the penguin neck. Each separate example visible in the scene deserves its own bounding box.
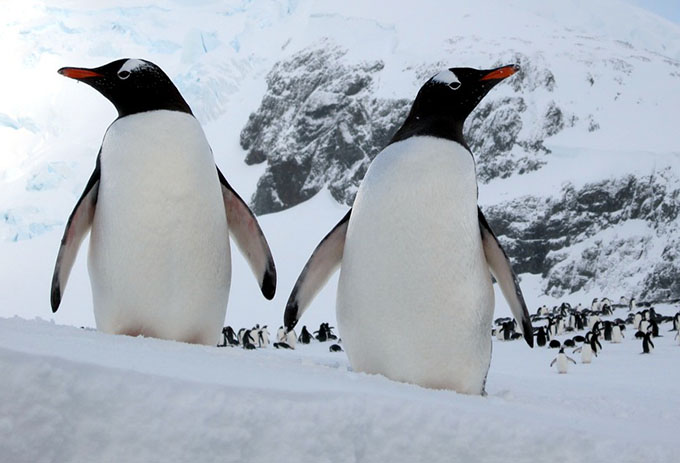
[389,116,469,151]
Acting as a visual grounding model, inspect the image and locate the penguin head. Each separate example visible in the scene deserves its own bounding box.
[410,64,518,123]
[58,58,192,118]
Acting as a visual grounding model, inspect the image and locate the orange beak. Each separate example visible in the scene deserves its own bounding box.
[58,67,102,80]
[480,65,519,81]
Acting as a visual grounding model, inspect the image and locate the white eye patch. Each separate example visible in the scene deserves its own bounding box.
[118,59,148,75]
[432,69,461,89]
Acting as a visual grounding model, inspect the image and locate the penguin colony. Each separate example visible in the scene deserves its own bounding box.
[217,323,343,353]
[520,297,680,374]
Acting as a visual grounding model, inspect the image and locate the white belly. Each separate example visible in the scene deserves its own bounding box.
[556,355,570,374]
[337,136,494,394]
[581,344,593,363]
[88,111,230,345]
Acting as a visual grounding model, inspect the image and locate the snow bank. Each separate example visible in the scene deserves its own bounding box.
[2,308,679,462]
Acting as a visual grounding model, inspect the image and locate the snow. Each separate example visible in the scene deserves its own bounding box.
[2,303,679,462]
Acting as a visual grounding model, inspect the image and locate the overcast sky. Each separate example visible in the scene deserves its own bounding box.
[628,0,680,23]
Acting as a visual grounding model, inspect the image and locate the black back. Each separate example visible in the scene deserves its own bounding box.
[59,58,192,118]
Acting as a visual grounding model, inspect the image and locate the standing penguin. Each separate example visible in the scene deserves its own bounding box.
[550,347,577,374]
[297,326,314,344]
[284,65,533,394]
[611,324,624,343]
[573,332,597,364]
[50,59,276,345]
[641,331,655,354]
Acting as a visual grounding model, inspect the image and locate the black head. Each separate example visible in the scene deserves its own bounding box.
[390,64,519,147]
[58,58,192,118]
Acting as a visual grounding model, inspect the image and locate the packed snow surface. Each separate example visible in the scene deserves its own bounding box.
[2,304,679,462]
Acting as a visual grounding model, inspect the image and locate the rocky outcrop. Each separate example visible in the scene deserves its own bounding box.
[484,169,680,300]
[241,44,566,214]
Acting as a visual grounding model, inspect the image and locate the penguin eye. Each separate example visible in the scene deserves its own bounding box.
[449,81,461,90]
[118,70,131,80]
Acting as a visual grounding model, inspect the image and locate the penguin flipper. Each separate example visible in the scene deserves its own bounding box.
[478,207,534,347]
[217,167,276,300]
[51,156,101,312]
[284,209,351,331]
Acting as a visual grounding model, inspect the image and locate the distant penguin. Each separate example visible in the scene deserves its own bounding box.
[641,331,655,354]
[633,312,643,330]
[283,65,533,395]
[572,335,586,344]
[219,326,238,347]
[242,329,256,349]
[286,329,297,349]
[611,324,624,343]
[550,347,577,374]
[573,342,595,364]
[603,321,613,341]
[549,340,561,349]
[536,327,548,347]
[563,338,576,348]
[276,326,287,343]
[629,297,637,311]
[672,312,680,332]
[273,342,293,349]
[574,332,598,363]
[50,59,276,345]
[298,326,314,344]
[257,326,270,348]
[591,298,600,312]
[329,344,344,353]
[648,319,659,338]
[588,315,601,330]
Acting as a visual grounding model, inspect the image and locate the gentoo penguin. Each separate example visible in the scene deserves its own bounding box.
[297,326,314,344]
[257,326,270,348]
[573,333,597,364]
[283,65,533,394]
[611,324,624,343]
[50,59,276,345]
[550,347,577,374]
[535,326,548,347]
[641,331,655,354]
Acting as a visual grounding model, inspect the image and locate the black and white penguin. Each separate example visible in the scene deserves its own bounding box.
[576,332,599,363]
[283,65,533,394]
[641,331,655,354]
[50,59,276,345]
[241,329,257,349]
[329,344,344,353]
[603,321,613,341]
[535,326,548,347]
[549,339,561,349]
[563,338,576,348]
[257,326,270,348]
[219,326,239,347]
[297,326,314,344]
[550,347,577,374]
[611,324,624,343]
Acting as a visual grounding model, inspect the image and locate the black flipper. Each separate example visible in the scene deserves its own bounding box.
[217,167,276,300]
[478,207,534,347]
[51,156,101,312]
[284,209,351,331]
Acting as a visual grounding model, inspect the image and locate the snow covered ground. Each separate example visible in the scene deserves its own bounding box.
[2,304,679,462]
